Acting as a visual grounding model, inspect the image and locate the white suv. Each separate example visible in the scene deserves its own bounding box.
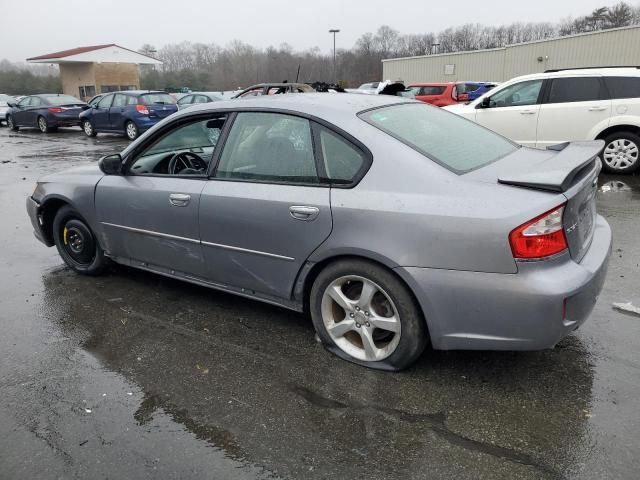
[444,67,640,174]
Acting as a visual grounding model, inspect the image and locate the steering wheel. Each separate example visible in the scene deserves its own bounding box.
[168,151,207,175]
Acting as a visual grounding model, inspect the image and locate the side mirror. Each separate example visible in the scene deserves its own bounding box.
[81,104,90,110]
[92,104,99,109]
[7,102,15,108]
[98,154,123,175]
[477,96,491,109]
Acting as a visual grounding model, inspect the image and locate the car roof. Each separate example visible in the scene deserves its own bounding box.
[105,90,168,96]
[507,67,640,83]
[187,92,223,97]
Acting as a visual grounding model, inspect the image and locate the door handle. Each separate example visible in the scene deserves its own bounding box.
[169,193,191,207]
[588,106,607,111]
[289,205,320,221]
[519,110,536,115]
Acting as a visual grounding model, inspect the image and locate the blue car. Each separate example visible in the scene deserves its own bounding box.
[7,94,88,133]
[466,82,498,101]
[79,90,177,140]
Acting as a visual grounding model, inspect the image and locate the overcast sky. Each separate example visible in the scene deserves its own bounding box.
[1,0,611,62]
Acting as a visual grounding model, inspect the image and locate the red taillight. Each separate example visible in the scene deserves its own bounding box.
[509,204,568,260]
[135,104,149,115]
[48,107,64,113]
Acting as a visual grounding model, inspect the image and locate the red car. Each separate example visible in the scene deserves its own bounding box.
[407,82,476,106]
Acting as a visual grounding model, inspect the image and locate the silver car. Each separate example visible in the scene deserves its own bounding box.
[26,94,611,370]
[0,93,16,125]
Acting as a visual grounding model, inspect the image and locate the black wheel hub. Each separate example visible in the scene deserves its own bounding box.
[62,221,95,265]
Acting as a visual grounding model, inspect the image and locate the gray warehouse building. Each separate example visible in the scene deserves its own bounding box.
[382,25,640,84]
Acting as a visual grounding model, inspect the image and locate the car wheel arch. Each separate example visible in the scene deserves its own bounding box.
[39,197,72,245]
[595,123,640,142]
[295,253,434,343]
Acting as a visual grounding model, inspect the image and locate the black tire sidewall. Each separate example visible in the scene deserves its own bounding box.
[8,115,17,130]
[310,259,428,371]
[601,132,640,174]
[52,206,106,275]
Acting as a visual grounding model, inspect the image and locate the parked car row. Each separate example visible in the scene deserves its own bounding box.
[445,67,640,174]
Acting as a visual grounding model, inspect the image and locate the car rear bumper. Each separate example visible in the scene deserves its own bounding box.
[396,215,612,351]
[26,196,53,247]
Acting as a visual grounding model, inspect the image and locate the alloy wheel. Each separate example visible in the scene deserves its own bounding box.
[7,116,14,129]
[320,275,401,361]
[603,138,639,170]
[83,120,93,136]
[38,117,48,133]
[126,122,138,140]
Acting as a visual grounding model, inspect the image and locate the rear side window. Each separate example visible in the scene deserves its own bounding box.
[140,93,176,105]
[360,103,518,174]
[318,129,366,182]
[547,77,604,103]
[605,76,640,99]
[420,86,446,95]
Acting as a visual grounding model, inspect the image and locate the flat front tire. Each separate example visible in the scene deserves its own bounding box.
[310,259,428,371]
[52,205,107,275]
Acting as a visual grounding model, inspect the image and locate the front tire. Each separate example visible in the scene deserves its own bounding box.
[601,131,640,174]
[82,119,97,137]
[125,121,139,140]
[310,259,428,371]
[52,205,107,275]
[7,115,18,131]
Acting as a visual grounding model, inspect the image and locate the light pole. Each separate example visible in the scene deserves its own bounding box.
[329,29,340,84]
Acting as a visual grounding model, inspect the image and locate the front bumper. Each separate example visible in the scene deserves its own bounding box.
[26,196,53,247]
[396,215,612,351]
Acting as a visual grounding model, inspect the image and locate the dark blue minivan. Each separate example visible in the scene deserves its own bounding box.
[79,90,177,140]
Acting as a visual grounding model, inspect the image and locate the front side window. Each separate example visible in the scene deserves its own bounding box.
[30,97,42,107]
[18,97,32,107]
[178,95,193,105]
[97,94,114,109]
[129,117,225,176]
[605,76,640,99]
[318,129,366,182]
[361,103,518,174]
[547,77,603,103]
[488,80,543,108]
[216,112,318,184]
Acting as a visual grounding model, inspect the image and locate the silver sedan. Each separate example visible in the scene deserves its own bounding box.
[26,94,611,370]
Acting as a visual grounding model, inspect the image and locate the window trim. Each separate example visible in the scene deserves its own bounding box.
[120,107,373,188]
[123,113,231,179]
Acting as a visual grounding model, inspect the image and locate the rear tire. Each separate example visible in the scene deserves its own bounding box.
[52,205,107,275]
[7,115,18,131]
[601,131,640,174]
[310,259,428,371]
[125,121,139,140]
[82,119,97,137]
[37,116,50,133]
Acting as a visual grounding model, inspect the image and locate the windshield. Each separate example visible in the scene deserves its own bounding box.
[44,95,83,105]
[360,103,518,174]
[140,93,176,105]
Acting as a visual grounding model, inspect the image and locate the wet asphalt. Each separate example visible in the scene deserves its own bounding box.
[0,125,638,480]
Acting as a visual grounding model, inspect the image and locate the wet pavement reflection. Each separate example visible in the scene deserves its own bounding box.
[1,128,639,479]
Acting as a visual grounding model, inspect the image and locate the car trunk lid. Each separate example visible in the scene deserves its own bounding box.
[471,141,603,262]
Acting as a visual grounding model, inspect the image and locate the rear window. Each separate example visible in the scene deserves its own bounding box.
[360,103,518,174]
[412,86,446,95]
[605,76,640,99]
[140,93,176,105]
[44,95,83,105]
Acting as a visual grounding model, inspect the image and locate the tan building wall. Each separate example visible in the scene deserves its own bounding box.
[59,62,140,100]
[94,63,139,92]
[382,25,640,84]
[59,63,95,98]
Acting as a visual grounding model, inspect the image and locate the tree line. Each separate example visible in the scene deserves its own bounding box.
[0,2,638,95]
[140,2,640,90]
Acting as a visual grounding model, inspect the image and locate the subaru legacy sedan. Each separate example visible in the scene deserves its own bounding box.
[79,90,177,140]
[26,94,611,370]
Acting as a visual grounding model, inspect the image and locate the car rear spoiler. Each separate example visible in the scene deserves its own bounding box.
[497,141,604,193]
